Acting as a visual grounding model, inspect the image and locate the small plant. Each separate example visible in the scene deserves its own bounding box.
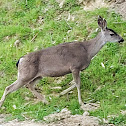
[109,114,126,125]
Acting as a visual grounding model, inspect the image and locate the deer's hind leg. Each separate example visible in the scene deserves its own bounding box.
[26,77,48,104]
[0,79,29,107]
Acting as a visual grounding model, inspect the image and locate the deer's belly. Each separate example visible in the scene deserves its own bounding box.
[40,65,71,77]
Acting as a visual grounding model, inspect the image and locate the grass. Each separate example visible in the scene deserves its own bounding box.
[0,0,126,125]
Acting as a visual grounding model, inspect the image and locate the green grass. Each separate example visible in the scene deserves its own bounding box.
[109,114,126,125]
[0,0,126,125]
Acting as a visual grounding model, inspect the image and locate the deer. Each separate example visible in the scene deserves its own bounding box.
[0,16,124,108]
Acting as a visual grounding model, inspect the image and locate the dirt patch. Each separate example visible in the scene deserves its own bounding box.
[0,108,101,126]
[79,0,126,19]
[0,120,43,126]
[110,0,126,18]
[0,103,101,126]
[80,0,108,11]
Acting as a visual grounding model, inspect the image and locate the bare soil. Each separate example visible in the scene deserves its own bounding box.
[0,108,101,126]
[110,0,126,19]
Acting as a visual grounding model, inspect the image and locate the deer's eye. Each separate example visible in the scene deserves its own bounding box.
[110,33,114,36]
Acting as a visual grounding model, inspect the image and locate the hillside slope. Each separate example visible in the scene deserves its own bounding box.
[0,0,126,125]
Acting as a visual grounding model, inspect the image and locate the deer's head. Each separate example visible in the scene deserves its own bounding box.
[98,16,124,43]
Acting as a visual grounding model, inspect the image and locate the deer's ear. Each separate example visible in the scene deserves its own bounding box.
[98,16,107,30]
[102,18,107,30]
[98,16,103,28]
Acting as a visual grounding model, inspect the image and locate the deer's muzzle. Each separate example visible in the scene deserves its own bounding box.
[119,38,124,43]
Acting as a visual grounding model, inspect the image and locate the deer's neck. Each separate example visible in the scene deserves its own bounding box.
[85,32,106,60]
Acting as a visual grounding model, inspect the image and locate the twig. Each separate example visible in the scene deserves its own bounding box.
[31,33,39,42]
[64,19,72,30]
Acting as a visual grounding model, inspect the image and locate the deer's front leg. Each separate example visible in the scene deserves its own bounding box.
[72,69,83,105]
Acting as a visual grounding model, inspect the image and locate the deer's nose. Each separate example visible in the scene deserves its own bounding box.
[119,38,124,43]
